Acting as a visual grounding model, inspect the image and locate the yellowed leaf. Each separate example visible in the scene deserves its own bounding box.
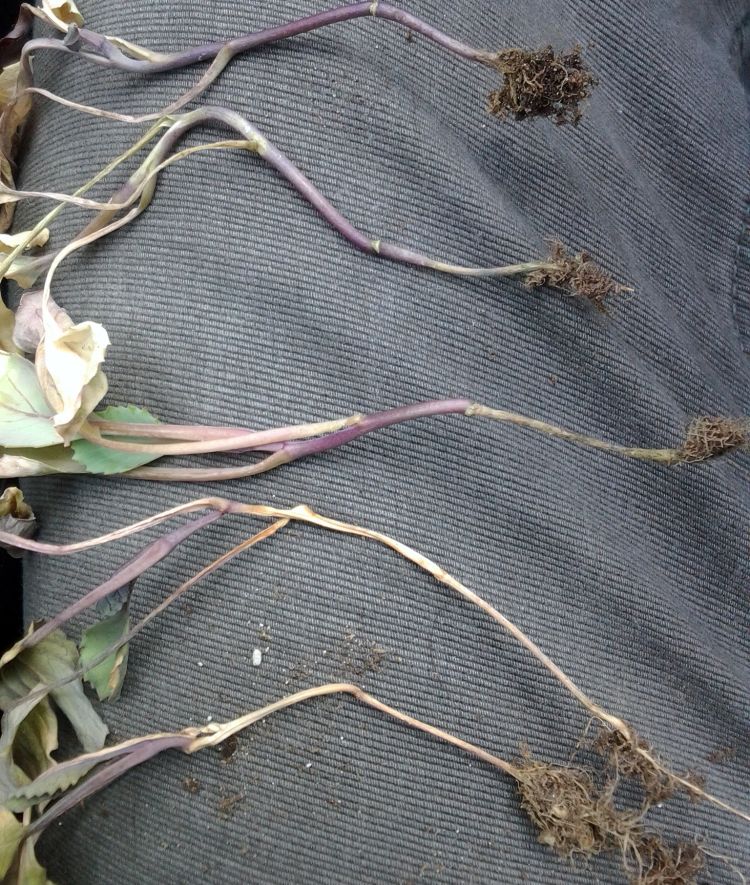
[0,63,20,107]
[36,315,110,443]
[0,229,49,252]
[40,0,84,27]
[2,255,44,289]
[0,155,16,233]
[0,300,17,354]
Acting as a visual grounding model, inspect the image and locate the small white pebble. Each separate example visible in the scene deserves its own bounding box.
[206,715,213,722]
[197,661,204,668]
[252,648,263,667]
[305,762,313,769]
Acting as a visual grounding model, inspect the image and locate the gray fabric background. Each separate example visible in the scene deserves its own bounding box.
[13,0,750,881]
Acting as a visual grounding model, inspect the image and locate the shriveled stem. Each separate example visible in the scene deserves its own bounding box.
[4,496,746,821]
[10,518,289,709]
[25,681,516,838]
[0,119,164,281]
[0,510,224,666]
[22,107,590,291]
[87,397,692,483]
[20,2,498,123]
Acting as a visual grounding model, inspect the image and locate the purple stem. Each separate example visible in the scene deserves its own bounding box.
[54,2,493,75]
[12,511,222,653]
[127,398,472,481]
[23,105,527,284]
[26,733,193,837]
[279,398,470,459]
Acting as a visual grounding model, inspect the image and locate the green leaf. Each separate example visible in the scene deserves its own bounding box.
[0,353,61,448]
[0,630,108,753]
[79,606,130,701]
[71,404,161,475]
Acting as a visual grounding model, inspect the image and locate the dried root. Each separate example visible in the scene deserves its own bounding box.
[593,729,677,806]
[678,417,749,463]
[515,725,713,884]
[487,46,595,125]
[516,756,640,858]
[524,241,630,311]
[634,838,705,885]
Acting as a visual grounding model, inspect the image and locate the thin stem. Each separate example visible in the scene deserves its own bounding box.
[19,136,253,287]
[3,496,746,821]
[114,398,684,482]
[26,681,516,838]
[0,139,250,212]
[0,511,223,665]
[26,107,564,289]
[22,2,497,123]
[0,119,164,281]
[0,496,237,556]
[191,683,517,778]
[12,518,288,712]
[80,413,364,456]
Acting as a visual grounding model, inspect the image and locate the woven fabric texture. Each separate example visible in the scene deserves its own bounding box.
[15,1,750,882]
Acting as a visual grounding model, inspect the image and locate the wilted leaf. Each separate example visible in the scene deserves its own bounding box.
[0,446,85,478]
[0,630,108,753]
[40,0,84,28]
[0,352,62,448]
[0,808,24,879]
[0,688,57,800]
[0,300,18,354]
[2,753,101,813]
[36,314,110,443]
[0,60,32,234]
[72,404,161,474]
[0,7,34,70]
[12,291,70,354]
[0,63,19,109]
[0,254,43,288]
[80,604,130,701]
[0,487,36,556]
[8,833,53,885]
[0,229,49,253]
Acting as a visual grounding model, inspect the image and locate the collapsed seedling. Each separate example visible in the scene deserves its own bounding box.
[1,314,747,481]
[0,104,626,302]
[0,496,745,883]
[11,2,595,127]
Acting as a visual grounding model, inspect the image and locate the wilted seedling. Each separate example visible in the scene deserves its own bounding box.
[12,1,595,127]
[1,496,746,828]
[3,106,626,305]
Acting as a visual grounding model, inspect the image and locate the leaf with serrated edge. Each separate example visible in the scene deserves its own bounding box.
[0,631,107,752]
[0,688,57,807]
[80,605,130,701]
